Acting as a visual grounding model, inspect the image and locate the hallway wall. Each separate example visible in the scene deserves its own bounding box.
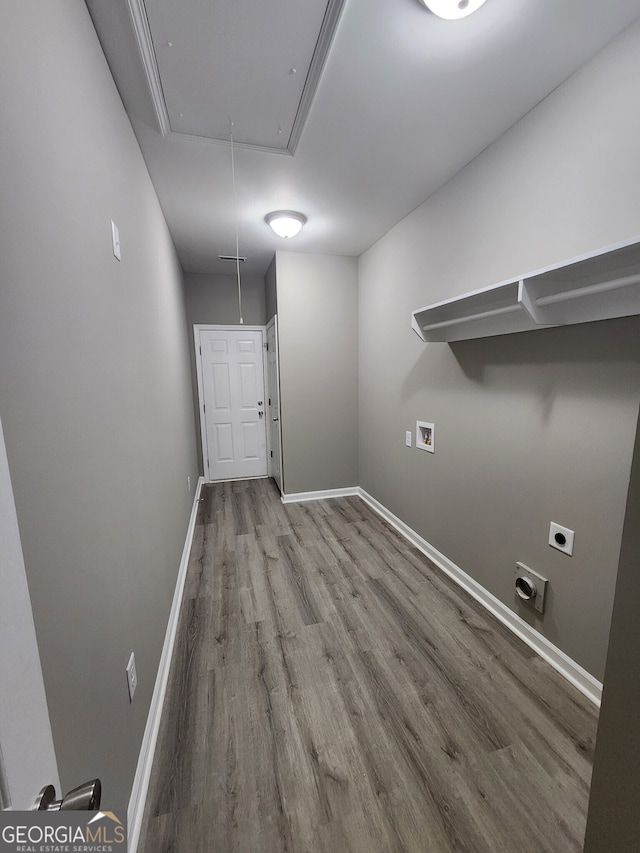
[0,0,199,810]
[584,410,640,850]
[275,252,359,495]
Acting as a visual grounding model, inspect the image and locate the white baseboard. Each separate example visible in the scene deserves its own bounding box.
[357,488,602,707]
[127,476,205,852]
[281,486,359,504]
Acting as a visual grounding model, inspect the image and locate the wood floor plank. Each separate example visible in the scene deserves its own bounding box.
[138,481,598,853]
[236,532,272,626]
[276,534,324,626]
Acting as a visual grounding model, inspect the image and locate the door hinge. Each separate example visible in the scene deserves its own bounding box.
[199,346,201,355]
[268,397,271,406]
[270,451,273,457]
[203,404,206,413]
[265,342,269,350]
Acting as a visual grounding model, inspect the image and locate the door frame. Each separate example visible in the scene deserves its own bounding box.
[265,316,284,492]
[193,324,269,482]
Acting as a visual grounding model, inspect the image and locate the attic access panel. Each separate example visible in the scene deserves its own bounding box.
[132,0,346,153]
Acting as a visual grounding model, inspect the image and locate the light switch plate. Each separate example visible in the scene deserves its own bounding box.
[405,431,412,447]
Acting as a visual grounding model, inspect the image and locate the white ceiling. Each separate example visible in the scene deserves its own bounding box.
[86,0,640,277]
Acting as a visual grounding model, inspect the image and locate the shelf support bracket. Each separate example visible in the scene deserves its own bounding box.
[518,279,547,325]
[411,313,425,339]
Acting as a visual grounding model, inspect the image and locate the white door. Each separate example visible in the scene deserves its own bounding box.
[195,326,268,481]
[0,414,60,809]
[266,317,283,492]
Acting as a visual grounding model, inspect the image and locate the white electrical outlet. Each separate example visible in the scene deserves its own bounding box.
[126,652,137,702]
[405,431,412,447]
[549,522,574,556]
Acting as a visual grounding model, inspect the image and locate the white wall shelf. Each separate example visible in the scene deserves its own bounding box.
[411,236,640,343]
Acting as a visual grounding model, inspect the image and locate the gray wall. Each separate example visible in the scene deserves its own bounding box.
[183,272,267,329]
[0,0,198,811]
[584,411,640,850]
[183,272,267,473]
[358,18,640,680]
[276,252,358,495]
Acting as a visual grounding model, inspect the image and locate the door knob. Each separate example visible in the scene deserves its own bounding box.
[273,417,279,422]
[34,779,101,811]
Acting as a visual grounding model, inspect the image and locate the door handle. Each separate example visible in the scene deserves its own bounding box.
[273,417,279,422]
[258,411,263,418]
[34,779,101,811]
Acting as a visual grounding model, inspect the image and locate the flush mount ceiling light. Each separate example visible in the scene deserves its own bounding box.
[265,210,307,239]
[420,0,488,20]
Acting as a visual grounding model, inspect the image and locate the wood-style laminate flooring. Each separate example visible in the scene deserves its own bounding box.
[138,478,597,853]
